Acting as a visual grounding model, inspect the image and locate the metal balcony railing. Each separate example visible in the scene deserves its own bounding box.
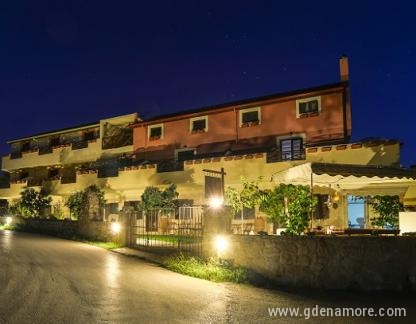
[266,149,306,163]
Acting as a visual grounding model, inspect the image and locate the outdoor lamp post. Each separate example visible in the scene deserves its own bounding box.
[209,196,223,209]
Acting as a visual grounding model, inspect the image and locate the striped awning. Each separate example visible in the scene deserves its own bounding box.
[404,185,416,206]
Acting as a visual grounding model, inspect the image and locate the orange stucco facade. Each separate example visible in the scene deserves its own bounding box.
[132,83,351,160]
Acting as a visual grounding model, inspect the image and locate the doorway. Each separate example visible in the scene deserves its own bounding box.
[347,195,366,228]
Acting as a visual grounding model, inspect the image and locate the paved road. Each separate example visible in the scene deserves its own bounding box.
[1,230,415,324]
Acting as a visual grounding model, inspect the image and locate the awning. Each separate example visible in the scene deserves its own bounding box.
[404,185,416,207]
[272,162,416,196]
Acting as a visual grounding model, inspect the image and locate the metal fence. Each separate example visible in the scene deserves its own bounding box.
[131,206,204,255]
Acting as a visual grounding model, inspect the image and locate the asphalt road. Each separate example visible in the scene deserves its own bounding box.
[1,230,415,324]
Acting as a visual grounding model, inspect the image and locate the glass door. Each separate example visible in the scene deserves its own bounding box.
[347,196,366,228]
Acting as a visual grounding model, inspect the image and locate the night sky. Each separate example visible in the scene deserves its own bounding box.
[1,1,415,166]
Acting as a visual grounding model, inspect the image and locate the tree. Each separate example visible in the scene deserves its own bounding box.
[65,185,106,220]
[368,195,402,229]
[260,184,316,235]
[10,188,52,217]
[224,177,266,215]
[140,184,179,211]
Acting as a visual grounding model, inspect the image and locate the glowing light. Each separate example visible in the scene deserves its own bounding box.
[209,196,223,209]
[214,235,229,254]
[333,191,340,202]
[110,222,121,234]
[6,217,12,225]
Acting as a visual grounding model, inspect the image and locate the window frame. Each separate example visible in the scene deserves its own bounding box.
[148,123,164,140]
[279,137,304,161]
[190,116,208,133]
[239,107,261,127]
[175,148,196,161]
[296,96,321,118]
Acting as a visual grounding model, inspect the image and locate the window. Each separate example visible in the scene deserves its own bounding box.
[296,96,321,118]
[176,149,195,161]
[190,116,208,133]
[347,196,366,229]
[239,107,261,127]
[148,124,163,140]
[314,195,330,219]
[124,201,140,210]
[48,168,60,179]
[234,207,255,220]
[105,203,119,215]
[50,137,61,147]
[83,130,96,141]
[21,142,31,152]
[280,138,303,161]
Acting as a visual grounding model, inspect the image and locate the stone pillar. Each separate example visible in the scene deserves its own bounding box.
[78,191,102,239]
[202,206,232,258]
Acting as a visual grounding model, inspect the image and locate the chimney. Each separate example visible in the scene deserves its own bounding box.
[339,55,349,81]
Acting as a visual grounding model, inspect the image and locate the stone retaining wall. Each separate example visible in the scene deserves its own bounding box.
[213,235,416,291]
[15,217,125,243]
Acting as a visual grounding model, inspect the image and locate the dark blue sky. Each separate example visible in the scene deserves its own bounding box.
[1,1,415,166]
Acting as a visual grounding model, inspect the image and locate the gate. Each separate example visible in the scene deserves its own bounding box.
[131,206,204,255]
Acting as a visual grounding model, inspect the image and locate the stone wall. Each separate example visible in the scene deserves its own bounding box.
[16,217,126,244]
[207,235,416,291]
[17,217,78,238]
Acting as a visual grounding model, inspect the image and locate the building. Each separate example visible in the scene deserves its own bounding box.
[1,57,414,233]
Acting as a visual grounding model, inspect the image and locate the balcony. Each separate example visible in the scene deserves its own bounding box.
[10,151,22,159]
[156,160,184,173]
[27,177,43,187]
[71,141,88,150]
[266,149,306,163]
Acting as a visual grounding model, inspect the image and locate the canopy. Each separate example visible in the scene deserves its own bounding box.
[404,185,416,207]
[272,162,416,196]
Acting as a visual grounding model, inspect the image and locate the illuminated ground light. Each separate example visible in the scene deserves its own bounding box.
[6,216,12,225]
[214,235,229,254]
[110,222,121,234]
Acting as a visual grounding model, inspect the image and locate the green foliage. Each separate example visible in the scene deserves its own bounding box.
[86,241,123,250]
[10,188,52,217]
[52,201,64,219]
[140,184,179,210]
[165,254,248,283]
[260,184,316,235]
[225,177,267,214]
[65,185,106,220]
[368,195,402,229]
[65,191,84,219]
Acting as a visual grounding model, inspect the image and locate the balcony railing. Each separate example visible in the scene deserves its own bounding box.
[61,174,76,184]
[38,146,53,155]
[266,149,306,163]
[71,141,88,150]
[10,151,22,159]
[27,178,43,187]
[156,160,184,173]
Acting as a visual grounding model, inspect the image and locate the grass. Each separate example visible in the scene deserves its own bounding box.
[85,241,124,250]
[0,224,16,231]
[165,254,248,283]
[138,234,202,244]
